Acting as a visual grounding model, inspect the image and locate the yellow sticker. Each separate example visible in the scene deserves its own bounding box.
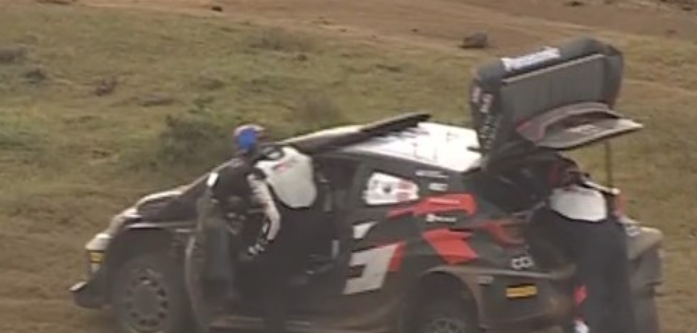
[506,285,538,299]
[89,251,104,263]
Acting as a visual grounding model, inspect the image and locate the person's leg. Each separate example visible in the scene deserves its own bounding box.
[570,220,637,333]
[604,222,639,333]
[258,245,301,333]
[203,216,236,306]
[258,207,326,333]
[573,253,611,333]
[537,211,609,333]
[260,273,289,333]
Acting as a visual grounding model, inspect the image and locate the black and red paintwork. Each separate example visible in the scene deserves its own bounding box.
[69,37,664,333]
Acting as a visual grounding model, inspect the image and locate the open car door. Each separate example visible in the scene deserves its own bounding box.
[469,37,643,168]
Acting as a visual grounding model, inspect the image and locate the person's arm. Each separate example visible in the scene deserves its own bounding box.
[243,170,281,258]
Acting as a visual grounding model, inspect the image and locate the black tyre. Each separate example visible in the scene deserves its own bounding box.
[111,251,191,333]
[412,293,482,333]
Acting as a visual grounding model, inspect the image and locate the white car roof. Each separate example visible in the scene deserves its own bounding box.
[343,122,483,173]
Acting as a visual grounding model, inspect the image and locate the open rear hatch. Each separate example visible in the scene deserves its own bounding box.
[469,37,643,167]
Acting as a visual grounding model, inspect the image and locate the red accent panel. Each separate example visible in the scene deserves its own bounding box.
[388,242,406,272]
[477,219,526,246]
[388,194,477,219]
[422,228,477,265]
[575,285,587,305]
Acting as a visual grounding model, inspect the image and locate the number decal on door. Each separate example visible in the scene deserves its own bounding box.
[343,244,400,295]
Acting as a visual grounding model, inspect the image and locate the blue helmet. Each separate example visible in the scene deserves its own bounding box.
[233,124,265,153]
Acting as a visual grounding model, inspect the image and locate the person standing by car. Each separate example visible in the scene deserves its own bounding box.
[206,123,326,333]
[522,154,638,333]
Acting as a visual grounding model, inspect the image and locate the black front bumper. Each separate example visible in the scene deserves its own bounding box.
[69,272,108,310]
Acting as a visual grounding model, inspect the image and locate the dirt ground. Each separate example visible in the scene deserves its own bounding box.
[81,0,697,51]
[2,0,696,332]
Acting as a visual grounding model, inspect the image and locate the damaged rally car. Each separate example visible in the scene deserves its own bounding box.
[70,37,664,333]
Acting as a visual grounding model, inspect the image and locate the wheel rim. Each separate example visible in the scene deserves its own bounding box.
[119,267,170,333]
[423,315,469,333]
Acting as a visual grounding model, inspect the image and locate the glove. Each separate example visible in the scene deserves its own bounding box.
[239,241,267,263]
[238,250,255,263]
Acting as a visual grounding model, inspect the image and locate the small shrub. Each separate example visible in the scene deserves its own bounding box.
[659,0,696,10]
[247,27,314,53]
[0,128,41,152]
[94,76,118,96]
[148,98,255,173]
[289,91,347,132]
[156,110,228,165]
[23,67,48,85]
[0,45,28,64]
[137,93,176,107]
[0,121,45,164]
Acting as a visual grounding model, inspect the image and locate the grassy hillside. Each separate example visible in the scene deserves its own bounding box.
[0,2,695,333]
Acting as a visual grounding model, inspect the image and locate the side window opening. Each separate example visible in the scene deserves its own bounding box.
[362,171,420,207]
[317,157,360,211]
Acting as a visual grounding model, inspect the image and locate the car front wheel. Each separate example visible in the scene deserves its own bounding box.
[110,251,191,333]
[412,294,482,333]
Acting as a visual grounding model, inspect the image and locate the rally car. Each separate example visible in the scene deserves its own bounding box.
[70,37,663,333]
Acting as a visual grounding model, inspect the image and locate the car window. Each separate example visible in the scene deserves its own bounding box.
[362,171,420,206]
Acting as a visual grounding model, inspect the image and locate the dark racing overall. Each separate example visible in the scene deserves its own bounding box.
[203,124,326,333]
[468,37,643,333]
[524,156,638,333]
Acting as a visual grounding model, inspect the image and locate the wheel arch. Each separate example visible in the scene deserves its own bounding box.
[104,226,183,301]
[398,268,480,333]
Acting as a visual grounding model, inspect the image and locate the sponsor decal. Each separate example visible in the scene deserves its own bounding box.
[88,251,104,264]
[479,93,494,115]
[567,123,603,136]
[622,220,641,238]
[471,85,482,103]
[415,169,449,179]
[501,47,561,72]
[478,114,502,152]
[505,284,538,299]
[510,254,535,270]
[477,275,494,285]
[428,182,449,192]
[425,213,457,224]
[343,242,405,295]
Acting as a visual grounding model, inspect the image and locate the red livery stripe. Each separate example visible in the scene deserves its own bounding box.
[388,242,406,272]
[422,228,477,265]
[388,193,477,218]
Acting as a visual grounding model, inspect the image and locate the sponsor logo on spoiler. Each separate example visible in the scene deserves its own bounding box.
[501,47,561,72]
